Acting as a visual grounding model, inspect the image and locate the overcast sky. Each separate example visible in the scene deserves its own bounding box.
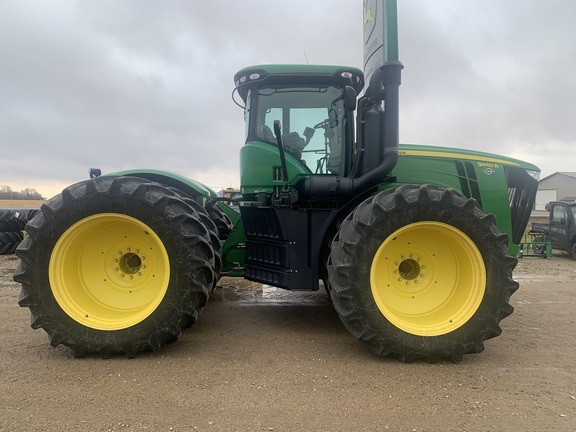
[1,0,575,199]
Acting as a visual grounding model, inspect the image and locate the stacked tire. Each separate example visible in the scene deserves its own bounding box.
[0,209,39,255]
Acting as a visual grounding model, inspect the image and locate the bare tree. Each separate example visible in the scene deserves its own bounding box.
[0,185,45,200]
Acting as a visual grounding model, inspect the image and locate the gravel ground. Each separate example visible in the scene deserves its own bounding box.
[1,252,575,432]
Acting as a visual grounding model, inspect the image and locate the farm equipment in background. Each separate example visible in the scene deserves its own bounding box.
[13,0,540,362]
[529,201,576,259]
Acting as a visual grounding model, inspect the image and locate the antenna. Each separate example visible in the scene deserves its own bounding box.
[303,50,309,64]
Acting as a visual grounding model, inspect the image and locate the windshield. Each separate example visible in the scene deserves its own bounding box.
[251,86,347,175]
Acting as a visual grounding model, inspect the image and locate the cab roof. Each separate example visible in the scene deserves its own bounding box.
[234,64,365,102]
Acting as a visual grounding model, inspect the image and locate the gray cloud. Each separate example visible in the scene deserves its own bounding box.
[0,0,573,198]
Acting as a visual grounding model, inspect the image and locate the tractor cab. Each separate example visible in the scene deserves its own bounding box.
[234,65,364,199]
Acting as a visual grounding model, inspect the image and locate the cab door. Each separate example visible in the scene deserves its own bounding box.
[549,204,570,250]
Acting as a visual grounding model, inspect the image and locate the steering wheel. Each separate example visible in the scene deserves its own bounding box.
[314,117,339,129]
[314,119,330,129]
[314,119,331,129]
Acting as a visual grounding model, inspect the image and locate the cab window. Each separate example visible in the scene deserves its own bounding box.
[552,205,567,223]
[253,86,346,175]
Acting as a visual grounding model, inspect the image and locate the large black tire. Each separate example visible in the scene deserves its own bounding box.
[205,201,233,240]
[14,176,216,358]
[571,242,576,260]
[328,184,517,363]
[181,199,222,281]
[0,231,24,255]
[165,189,222,290]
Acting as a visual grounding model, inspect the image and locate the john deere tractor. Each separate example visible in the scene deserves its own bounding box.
[14,0,539,362]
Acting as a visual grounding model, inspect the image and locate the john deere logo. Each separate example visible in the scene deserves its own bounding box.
[364,0,377,44]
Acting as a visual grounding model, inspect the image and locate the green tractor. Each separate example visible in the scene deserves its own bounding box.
[14,1,539,362]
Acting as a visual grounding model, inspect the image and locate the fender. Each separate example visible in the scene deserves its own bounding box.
[107,169,218,200]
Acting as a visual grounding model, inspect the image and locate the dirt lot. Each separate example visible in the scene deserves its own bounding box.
[1,252,575,432]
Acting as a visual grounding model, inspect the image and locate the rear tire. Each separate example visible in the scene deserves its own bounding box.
[165,189,222,290]
[329,184,517,362]
[14,176,216,358]
[205,201,233,240]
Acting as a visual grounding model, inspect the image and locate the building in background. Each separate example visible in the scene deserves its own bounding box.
[535,172,576,210]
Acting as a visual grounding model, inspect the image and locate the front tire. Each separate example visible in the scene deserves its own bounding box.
[14,176,216,358]
[329,185,517,362]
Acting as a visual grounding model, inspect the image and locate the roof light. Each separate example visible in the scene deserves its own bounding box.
[239,76,247,83]
[249,73,261,80]
[341,71,353,79]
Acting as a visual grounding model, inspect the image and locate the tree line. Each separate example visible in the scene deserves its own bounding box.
[0,185,45,200]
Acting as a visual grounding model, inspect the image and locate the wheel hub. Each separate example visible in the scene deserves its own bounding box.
[119,251,142,274]
[114,250,145,280]
[395,255,424,284]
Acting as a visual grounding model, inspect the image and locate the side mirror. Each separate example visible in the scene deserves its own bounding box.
[344,86,357,111]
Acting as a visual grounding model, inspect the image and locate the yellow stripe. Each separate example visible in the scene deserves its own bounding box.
[399,149,520,166]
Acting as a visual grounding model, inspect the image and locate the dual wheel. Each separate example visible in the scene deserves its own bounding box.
[15,176,220,358]
[328,185,518,362]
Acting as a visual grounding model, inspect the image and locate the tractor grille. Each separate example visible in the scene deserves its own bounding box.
[506,166,539,245]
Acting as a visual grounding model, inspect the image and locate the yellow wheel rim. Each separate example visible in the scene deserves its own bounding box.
[370,222,485,336]
[49,213,170,330]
